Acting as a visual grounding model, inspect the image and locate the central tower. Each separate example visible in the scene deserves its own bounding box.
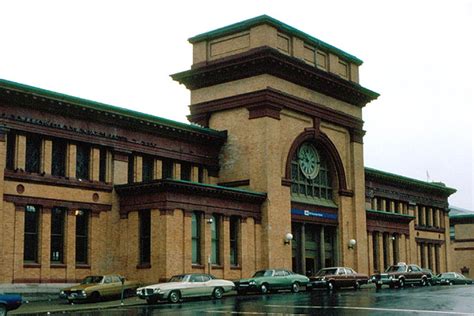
[172,15,378,273]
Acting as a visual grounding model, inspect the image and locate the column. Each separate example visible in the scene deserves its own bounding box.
[320,226,325,269]
[173,162,181,180]
[66,143,76,179]
[90,148,100,181]
[42,139,52,174]
[367,232,374,274]
[390,201,395,213]
[154,159,162,180]
[40,208,52,282]
[300,224,306,274]
[372,197,377,210]
[191,166,200,182]
[377,232,384,272]
[381,199,387,212]
[399,234,406,263]
[65,210,76,282]
[222,216,230,278]
[420,206,425,226]
[182,211,192,273]
[387,233,394,266]
[15,134,26,170]
[135,156,143,182]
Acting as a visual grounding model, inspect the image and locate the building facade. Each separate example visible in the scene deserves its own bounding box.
[449,207,474,278]
[0,16,456,284]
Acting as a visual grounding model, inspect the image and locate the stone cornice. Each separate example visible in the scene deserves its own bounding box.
[187,88,364,139]
[366,209,415,224]
[171,47,379,107]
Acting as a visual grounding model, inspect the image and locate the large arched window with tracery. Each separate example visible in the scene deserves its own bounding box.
[291,142,333,203]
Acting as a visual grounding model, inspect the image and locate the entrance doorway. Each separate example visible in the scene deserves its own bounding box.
[292,222,337,276]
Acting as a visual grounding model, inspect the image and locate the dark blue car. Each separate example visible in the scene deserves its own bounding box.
[0,294,22,315]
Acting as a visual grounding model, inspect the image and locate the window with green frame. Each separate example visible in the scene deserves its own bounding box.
[191,212,201,264]
[290,143,333,202]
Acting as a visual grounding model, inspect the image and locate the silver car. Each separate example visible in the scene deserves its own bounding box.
[136,273,235,304]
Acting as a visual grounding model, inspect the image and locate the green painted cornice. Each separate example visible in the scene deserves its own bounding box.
[189,15,363,65]
[365,167,457,196]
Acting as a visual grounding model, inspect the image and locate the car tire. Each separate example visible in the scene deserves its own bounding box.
[260,283,269,294]
[291,282,300,293]
[146,297,158,305]
[0,305,7,316]
[421,278,427,287]
[213,287,224,299]
[327,281,335,291]
[168,290,181,303]
[399,278,405,288]
[90,291,101,303]
[449,281,453,286]
[67,299,74,304]
[376,283,382,290]
[353,281,360,290]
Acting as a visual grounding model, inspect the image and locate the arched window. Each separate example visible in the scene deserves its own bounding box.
[290,142,333,203]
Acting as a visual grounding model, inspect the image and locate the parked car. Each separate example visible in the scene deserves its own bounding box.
[234,269,309,294]
[371,263,428,289]
[309,267,369,290]
[136,273,234,304]
[437,272,473,285]
[59,275,140,303]
[0,294,22,315]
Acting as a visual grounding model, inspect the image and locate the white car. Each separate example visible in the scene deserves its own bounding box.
[136,273,235,304]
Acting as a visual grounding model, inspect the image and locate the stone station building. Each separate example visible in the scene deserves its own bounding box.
[0,15,457,285]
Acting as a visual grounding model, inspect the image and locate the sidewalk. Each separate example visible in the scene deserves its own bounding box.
[0,283,74,302]
[9,297,144,315]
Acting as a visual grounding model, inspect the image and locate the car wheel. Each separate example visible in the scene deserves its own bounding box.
[421,278,427,287]
[260,283,269,294]
[291,282,300,293]
[168,290,181,303]
[449,281,453,286]
[376,283,382,290]
[327,281,335,291]
[146,297,158,305]
[67,299,74,304]
[353,281,360,290]
[399,278,405,288]
[90,291,101,303]
[0,305,7,316]
[213,287,224,299]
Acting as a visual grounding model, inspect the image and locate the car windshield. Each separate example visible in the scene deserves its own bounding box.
[440,273,454,278]
[253,270,273,277]
[81,276,103,284]
[315,268,338,276]
[385,265,406,273]
[169,275,188,282]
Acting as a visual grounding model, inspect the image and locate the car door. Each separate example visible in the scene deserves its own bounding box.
[335,268,347,287]
[408,265,422,283]
[101,276,113,296]
[110,275,123,296]
[273,270,287,289]
[345,268,356,286]
[182,275,200,297]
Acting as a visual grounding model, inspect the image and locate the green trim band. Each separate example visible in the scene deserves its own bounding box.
[366,209,415,219]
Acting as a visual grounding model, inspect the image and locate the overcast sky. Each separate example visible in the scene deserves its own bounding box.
[1,0,472,210]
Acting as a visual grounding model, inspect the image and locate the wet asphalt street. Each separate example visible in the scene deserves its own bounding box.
[26,285,474,316]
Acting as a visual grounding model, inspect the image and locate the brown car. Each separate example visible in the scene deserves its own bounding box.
[59,275,141,303]
[371,263,428,289]
[309,267,369,290]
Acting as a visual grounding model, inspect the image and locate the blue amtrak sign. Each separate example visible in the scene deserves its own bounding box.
[291,208,337,220]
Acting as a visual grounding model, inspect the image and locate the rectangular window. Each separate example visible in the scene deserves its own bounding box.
[26,134,42,173]
[382,233,388,269]
[139,210,151,265]
[75,210,89,264]
[211,215,220,265]
[52,139,67,177]
[181,163,191,181]
[76,144,90,180]
[230,216,239,266]
[425,207,431,227]
[420,243,426,268]
[6,132,16,170]
[24,205,40,262]
[392,234,399,265]
[198,167,204,183]
[128,154,135,183]
[142,155,154,182]
[418,206,424,226]
[162,159,173,179]
[191,212,201,264]
[51,207,66,263]
[99,148,107,182]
